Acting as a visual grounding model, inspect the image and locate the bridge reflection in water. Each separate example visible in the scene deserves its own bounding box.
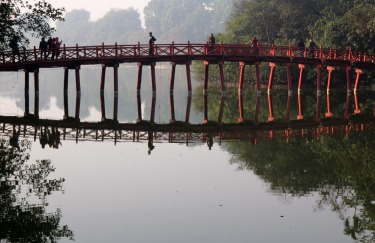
[2,88,374,152]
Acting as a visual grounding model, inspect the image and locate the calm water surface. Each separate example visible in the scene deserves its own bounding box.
[1,65,374,242]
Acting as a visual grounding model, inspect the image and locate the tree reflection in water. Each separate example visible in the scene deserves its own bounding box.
[0,139,73,242]
[224,130,375,241]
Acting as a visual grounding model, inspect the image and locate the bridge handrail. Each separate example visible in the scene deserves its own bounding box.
[1,42,374,65]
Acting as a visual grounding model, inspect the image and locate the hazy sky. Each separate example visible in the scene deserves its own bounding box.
[47,0,150,23]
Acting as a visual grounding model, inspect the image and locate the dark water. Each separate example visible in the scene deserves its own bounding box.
[0,65,375,243]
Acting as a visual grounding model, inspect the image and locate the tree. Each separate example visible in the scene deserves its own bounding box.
[0,0,65,50]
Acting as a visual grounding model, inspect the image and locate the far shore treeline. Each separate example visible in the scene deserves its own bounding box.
[2,0,375,85]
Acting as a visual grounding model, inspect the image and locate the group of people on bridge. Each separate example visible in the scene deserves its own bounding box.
[39,37,63,60]
[8,35,63,61]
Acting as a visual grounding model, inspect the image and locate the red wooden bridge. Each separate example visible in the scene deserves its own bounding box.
[1,42,374,95]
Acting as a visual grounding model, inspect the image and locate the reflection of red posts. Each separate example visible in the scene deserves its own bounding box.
[267,93,275,122]
[354,92,361,114]
[297,93,304,120]
[325,92,333,118]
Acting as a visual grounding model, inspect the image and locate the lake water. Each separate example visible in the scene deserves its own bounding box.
[1,64,375,243]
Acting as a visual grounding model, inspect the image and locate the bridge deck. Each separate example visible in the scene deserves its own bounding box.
[1,43,375,71]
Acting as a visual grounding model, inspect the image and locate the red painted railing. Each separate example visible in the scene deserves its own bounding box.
[1,42,375,65]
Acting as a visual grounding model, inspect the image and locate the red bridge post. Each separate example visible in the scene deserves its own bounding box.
[354,69,362,93]
[170,62,176,93]
[186,61,192,94]
[267,63,276,94]
[238,62,245,91]
[137,63,143,93]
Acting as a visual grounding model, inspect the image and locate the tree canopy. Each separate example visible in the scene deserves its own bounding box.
[0,0,65,50]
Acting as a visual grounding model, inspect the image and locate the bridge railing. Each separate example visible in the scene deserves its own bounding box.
[1,42,375,65]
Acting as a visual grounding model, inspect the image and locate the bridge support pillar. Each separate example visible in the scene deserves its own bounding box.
[63,65,81,121]
[137,63,143,93]
[63,67,69,119]
[75,66,81,97]
[169,93,175,123]
[238,92,244,123]
[100,91,106,121]
[136,93,142,123]
[24,69,39,118]
[75,66,81,120]
[99,65,107,121]
[185,94,192,124]
[267,63,276,94]
[151,62,156,96]
[150,95,156,124]
[186,61,192,94]
[354,69,362,93]
[24,71,30,117]
[346,65,352,95]
[203,92,208,124]
[255,61,261,93]
[326,66,334,94]
[113,63,119,121]
[298,64,305,94]
[203,61,209,94]
[170,61,192,95]
[353,69,362,115]
[286,63,292,95]
[219,61,225,93]
[170,62,176,94]
[238,62,245,91]
[316,64,322,96]
[34,69,39,118]
[100,65,106,95]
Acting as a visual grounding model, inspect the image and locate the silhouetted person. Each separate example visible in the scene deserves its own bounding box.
[298,39,305,57]
[251,36,259,47]
[149,32,156,55]
[47,37,53,58]
[39,37,48,60]
[251,36,259,55]
[50,38,56,60]
[9,35,20,61]
[208,33,215,54]
[309,39,317,57]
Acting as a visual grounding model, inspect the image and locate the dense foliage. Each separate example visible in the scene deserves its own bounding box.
[0,0,65,50]
[225,0,375,52]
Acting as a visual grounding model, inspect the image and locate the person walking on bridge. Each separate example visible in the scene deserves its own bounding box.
[208,33,215,54]
[39,37,48,60]
[297,39,305,57]
[308,39,317,57]
[149,32,156,55]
